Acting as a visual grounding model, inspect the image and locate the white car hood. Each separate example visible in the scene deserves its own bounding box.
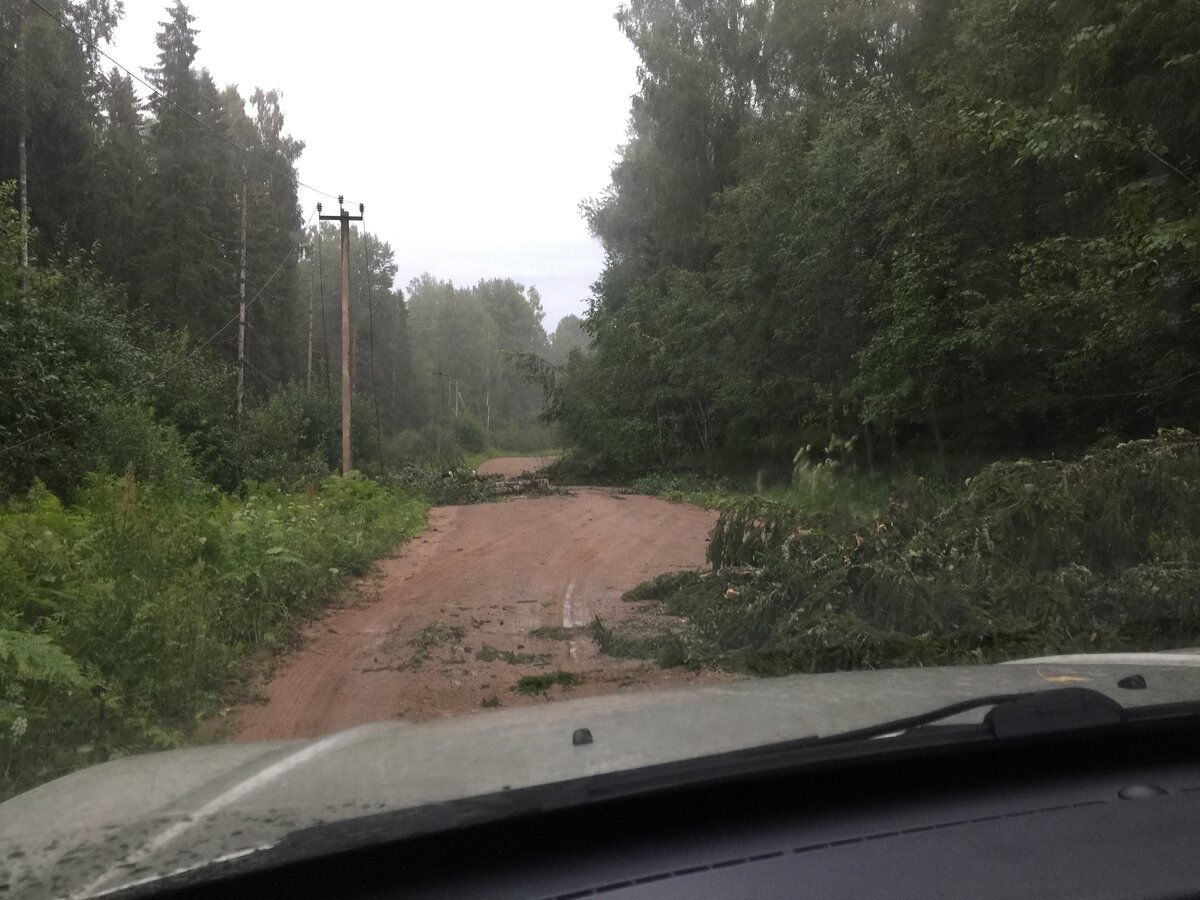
[3,653,1200,898]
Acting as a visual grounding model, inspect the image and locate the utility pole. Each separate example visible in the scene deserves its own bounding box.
[236,171,248,420]
[16,16,29,293]
[306,263,315,392]
[319,197,363,475]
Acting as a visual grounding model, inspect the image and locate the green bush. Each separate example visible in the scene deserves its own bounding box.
[385,424,464,470]
[454,413,487,453]
[81,401,202,495]
[236,386,341,487]
[489,420,561,453]
[0,193,237,498]
[0,472,426,799]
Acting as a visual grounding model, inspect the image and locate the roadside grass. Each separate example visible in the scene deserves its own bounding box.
[0,472,427,801]
[400,622,467,670]
[598,431,1200,678]
[475,643,551,666]
[512,671,580,694]
[528,626,574,641]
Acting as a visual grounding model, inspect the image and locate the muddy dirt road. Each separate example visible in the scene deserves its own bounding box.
[234,459,727,741]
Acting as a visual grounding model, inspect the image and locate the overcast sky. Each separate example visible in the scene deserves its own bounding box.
[109,1,640,328]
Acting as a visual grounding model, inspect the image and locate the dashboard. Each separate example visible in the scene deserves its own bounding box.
[153,724,1200,899]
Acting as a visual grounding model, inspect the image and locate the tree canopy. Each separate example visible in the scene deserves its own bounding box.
[554,0,1200,473]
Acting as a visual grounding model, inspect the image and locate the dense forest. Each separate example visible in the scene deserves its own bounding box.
[544,0,1200,475]
[0,0,591,794]
[0,0,585,498]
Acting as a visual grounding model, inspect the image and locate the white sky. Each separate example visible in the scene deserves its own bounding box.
[109,1,640,328]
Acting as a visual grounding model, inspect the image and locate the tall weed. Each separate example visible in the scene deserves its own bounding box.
[0,472,425,799]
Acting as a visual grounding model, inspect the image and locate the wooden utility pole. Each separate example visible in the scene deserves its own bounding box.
[305,264,315,392]
[319,197,363,475]
[235,172,248,420]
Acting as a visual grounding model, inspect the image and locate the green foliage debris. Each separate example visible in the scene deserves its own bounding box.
[599,432,1200,676]
[511,671,580,694]
[475,644,550,666]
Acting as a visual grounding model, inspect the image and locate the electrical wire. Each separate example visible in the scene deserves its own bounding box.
[25,0,358,208]
[0,207,318,457]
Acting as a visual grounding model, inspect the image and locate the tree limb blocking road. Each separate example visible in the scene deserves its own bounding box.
[233,459,731,742]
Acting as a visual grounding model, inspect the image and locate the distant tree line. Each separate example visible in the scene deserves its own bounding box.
[0,0,588,494]
[548,0,1200,473]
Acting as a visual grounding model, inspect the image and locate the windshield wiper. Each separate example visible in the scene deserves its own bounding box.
[584,687,1200,804]
[814,686,1124,746]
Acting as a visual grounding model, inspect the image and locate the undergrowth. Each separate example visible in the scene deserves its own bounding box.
[511,671,579,694]
[628,468,912,517]
[475,643,551,666]
[528,626,574,641]
[394,622,467,670]
[0,472,426,800]
[598,430,1200,676]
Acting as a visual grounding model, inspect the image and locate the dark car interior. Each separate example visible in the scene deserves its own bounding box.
[146,711,1200,900]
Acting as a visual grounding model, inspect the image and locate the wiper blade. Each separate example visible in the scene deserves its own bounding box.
[814,687,1125,746]
[585,688,1149,804]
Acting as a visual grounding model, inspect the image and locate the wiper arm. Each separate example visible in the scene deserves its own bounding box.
[814,687,1125,746]
[586,688,1146,803]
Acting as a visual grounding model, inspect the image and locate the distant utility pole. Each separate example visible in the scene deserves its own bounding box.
[236,171,248,420]
[319,197,364,475]
[305,264,315,392]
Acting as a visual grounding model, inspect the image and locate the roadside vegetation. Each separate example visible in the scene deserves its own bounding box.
[596,431,1200,675]
[0,473,425,800]
[512,671,580,695]
[626,469,901,517]
[0,181,565,800]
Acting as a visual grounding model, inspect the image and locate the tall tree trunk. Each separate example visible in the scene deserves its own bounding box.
[17,8,30,293]
[18,121,29,293]
[391,315,398,426]
[306,266,315,391]
[236,175,248,420]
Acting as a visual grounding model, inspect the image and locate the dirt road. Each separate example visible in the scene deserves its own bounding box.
[233,459,726,742]
[474,454,559,478]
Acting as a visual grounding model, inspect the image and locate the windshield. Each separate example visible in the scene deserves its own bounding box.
[2,0,1199,893]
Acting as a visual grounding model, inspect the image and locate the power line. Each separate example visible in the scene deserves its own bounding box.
[0,207,318,457]
[25,0,357,207]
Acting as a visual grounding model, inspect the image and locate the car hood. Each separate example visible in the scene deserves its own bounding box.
[4,652,1200,898]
